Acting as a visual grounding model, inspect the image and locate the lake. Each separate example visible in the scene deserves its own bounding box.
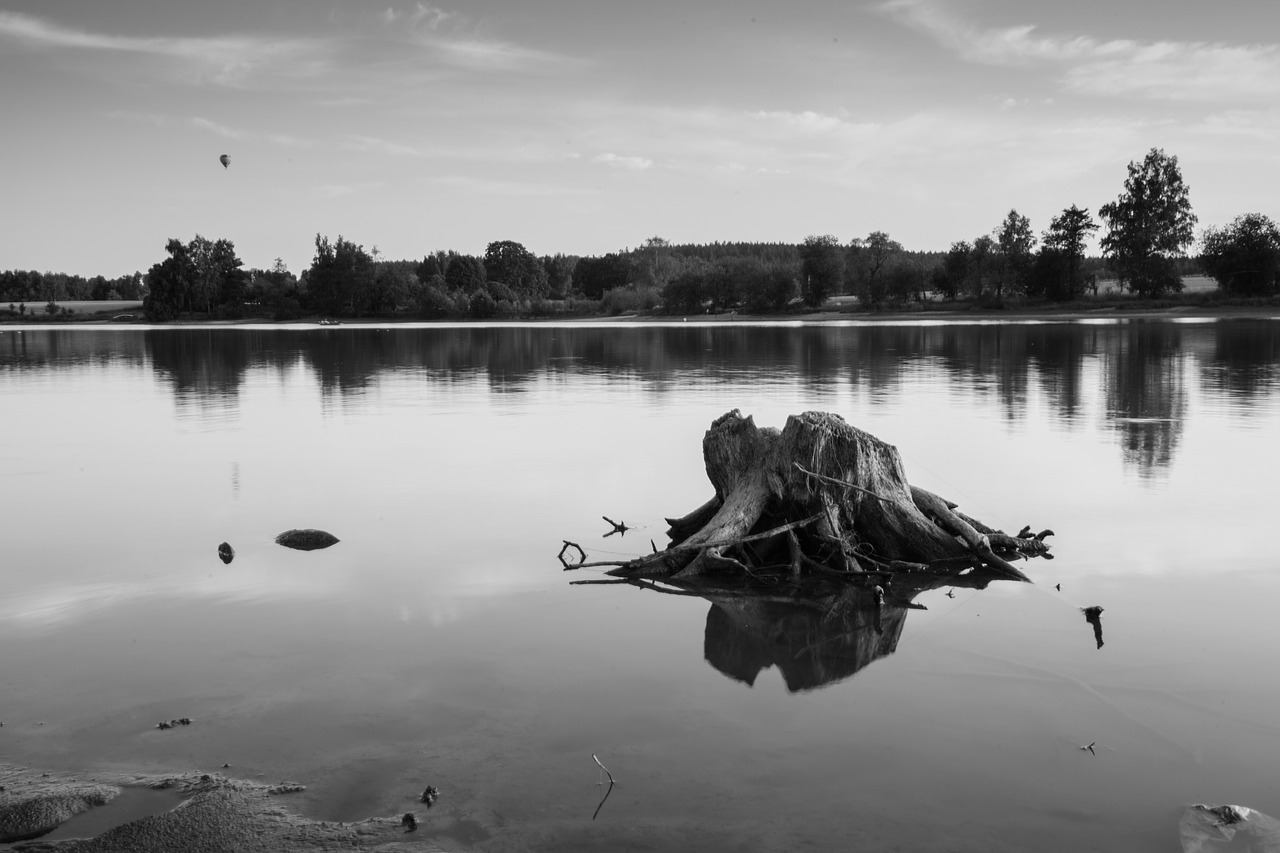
[2,319,1279,851]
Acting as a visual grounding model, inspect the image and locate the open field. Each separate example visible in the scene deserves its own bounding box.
[2,300,143,316]
[51,300,143,315]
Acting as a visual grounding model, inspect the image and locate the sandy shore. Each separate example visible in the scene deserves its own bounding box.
[0,765,445,852]
[6,298,1280,329]
[626,302,1280,324]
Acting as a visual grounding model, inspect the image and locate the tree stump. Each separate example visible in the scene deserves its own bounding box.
[605,410,1050,582]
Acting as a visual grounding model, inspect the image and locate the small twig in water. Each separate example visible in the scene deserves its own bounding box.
[1079,742,1096,755]
[591,753,616,820]
[602,516,629,537]
[558,540,588,569]
[592,753,615,785]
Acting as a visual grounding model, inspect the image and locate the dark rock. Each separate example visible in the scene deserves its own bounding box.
[274,529,340,551]
[217,542,235,564]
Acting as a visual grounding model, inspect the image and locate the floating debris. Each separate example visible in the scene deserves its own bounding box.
[1082,606,1105,649]
[558,540,587,569]
[602,516,629,537]
[420,786,439,807]
[156,718,192,730]
[217,542,235,564]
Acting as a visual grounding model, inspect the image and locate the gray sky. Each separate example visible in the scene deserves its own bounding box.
[2,0,1277,276]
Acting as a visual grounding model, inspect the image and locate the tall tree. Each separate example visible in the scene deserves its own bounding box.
[994,209,1036,298]
[799,235,844,307]
[968,235,995,298]
[848,231,902,305]
[541,253,578,299]
[443,253,486,295]
[307,234,375,315]
[574,253,631,299]
[1099,148,1197,297]
[188,235,245,313]
[934,241,971,301]
[484,240,548,298]
[634,236,681,291]
[1038,205,1099,301]
[143,239,193,320]
[1198,213,1280,296]
[143,236,244,319]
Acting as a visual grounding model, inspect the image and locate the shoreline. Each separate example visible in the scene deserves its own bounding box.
[0,764,446,852]
[4,303,1280,329]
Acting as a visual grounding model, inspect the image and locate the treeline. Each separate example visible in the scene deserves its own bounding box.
[5,147,1278,322]
[0,269,145,309]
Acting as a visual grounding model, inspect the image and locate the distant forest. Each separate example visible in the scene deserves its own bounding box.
[2,148,1276,321]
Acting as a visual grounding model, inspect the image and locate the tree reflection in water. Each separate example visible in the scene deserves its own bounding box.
[6,321,1279,480]
[586,569,1010,692]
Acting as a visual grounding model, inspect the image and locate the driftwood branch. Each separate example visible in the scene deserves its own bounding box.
[602,516,629,537]
[558,540,587,570]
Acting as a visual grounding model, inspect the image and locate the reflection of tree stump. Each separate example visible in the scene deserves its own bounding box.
[704,585,906,692]
[607,411,1050,582]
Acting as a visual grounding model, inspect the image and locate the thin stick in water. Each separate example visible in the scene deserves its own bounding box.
[592,753,615,785]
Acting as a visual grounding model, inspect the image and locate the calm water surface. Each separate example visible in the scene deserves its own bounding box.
[2,321,1280,851]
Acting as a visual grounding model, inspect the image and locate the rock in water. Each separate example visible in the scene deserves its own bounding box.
[218,542,235,564]
[275,529,340,551]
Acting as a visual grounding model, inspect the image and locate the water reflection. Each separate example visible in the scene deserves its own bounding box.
[702,585,908,692]
[4,320,1279,476]
[1203,323,1280,414]
[620,570,1006,693]
[1104,324,1187,477]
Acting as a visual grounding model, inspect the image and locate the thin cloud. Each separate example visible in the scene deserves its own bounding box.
[427,174,596,198]
[315,96,373,108]
[432,37,571,71]
[749,110,881,136]
[1063,46,1280,101]
[343,135,424,156]
[879,0,1280,101]
[408,2,458,30]
[591,153,654,171]
[1193,109,1280,141]
[0,10,326,86]
[265,133,313,148]
[106,110,168,127]
[191,117,245,139]
[377,3,578,73]
[312,182,386,199]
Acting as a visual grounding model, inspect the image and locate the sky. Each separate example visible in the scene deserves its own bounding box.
[1,0,1277,278]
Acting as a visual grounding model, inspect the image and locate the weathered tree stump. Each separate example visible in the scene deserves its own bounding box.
[599,410,1050,583]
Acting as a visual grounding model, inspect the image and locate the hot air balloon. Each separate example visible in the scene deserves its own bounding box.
[219,154,230,169]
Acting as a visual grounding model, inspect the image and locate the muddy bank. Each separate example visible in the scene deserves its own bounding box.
[0,765,445,852]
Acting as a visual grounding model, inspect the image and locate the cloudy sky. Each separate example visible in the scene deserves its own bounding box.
[1,0,1276,277]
